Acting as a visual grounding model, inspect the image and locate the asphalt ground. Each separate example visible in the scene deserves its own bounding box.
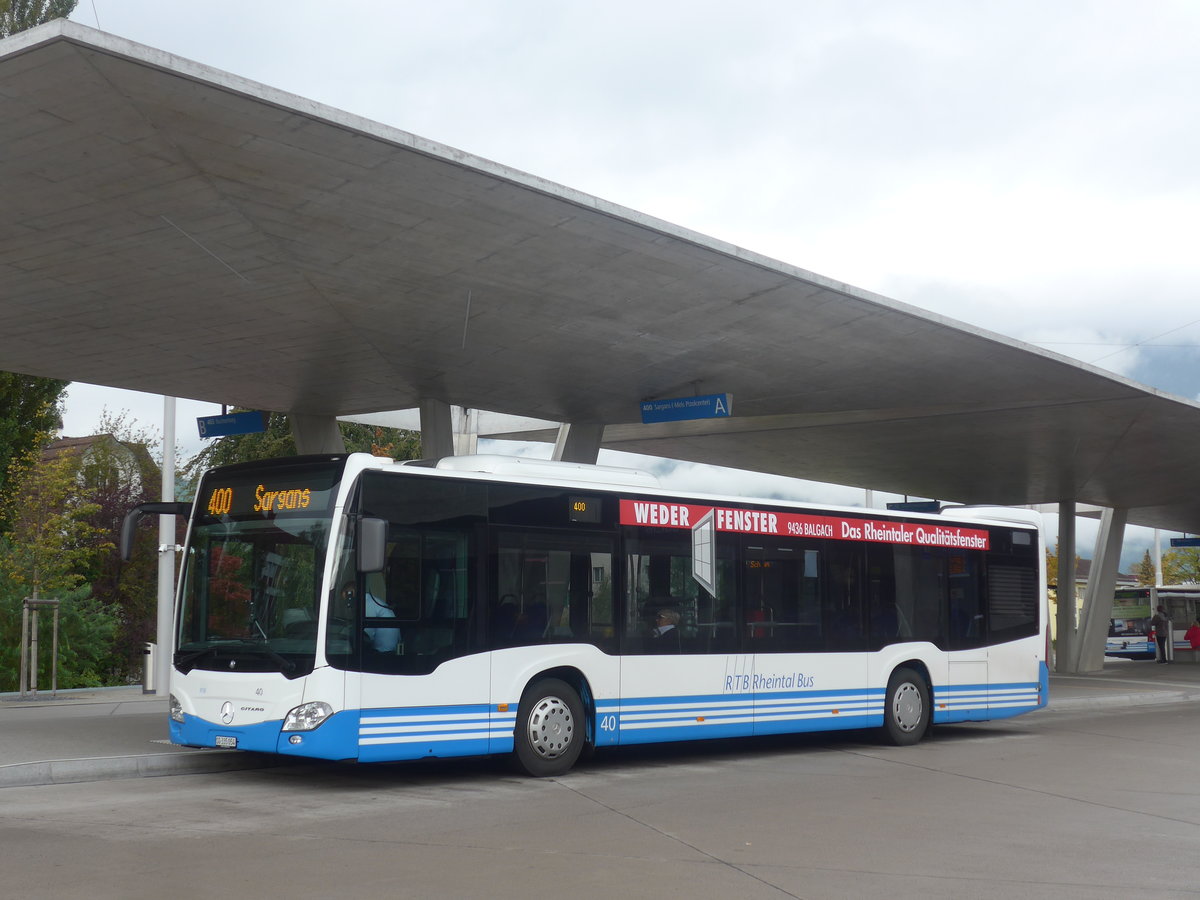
[3,657,1199,789]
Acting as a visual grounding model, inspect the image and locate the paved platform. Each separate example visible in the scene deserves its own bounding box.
[0,686,280,788]
[3,659,1199,789]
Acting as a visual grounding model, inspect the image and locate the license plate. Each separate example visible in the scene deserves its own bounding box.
[215,735,238,749]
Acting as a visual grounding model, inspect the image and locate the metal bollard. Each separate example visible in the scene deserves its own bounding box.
[143,642,156,694]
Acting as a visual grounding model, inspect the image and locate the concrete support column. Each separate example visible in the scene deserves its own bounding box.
[290,414,346,454]
[454,407,479,456]
[1071,507,1128,673]
[1055,501,1076,674]
[419,398,455,460]
[552,422,604,464]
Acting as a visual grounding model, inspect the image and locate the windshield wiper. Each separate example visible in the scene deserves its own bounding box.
[255,643,297,676]
[175,641,297,676]
[175,645,222,674]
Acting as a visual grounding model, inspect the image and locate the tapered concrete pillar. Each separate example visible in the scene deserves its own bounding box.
[290,414,346,454]
[454,407,479,456]
[419,398,455,460]
[552,422,603,464]
[1071,507,1128,673]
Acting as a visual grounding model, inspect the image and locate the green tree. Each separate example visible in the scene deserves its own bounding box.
[0,579,115,692]
[68,414,162,681]
[0,0,78,37]
[0,372,68,528]
[1133,550,1157,585]
[0,447,116,691]
[1,448,102,595]
[1161,548,1200,584]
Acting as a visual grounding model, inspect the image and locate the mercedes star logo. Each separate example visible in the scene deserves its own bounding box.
[220,701,234,724]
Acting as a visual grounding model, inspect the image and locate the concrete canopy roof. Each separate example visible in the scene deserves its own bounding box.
[3,21,1200,532]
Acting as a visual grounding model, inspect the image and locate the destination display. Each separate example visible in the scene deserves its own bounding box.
[568,495,602,523]
[619,499,990,549]
[199,465,342,520]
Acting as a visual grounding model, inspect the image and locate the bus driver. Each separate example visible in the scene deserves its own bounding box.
[339,581,400,653]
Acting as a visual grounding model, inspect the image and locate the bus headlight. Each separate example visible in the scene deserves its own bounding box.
[169,693,184,723]
[282,701,333,732]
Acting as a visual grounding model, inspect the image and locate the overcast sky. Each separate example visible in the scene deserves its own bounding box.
[55,0,1200,566]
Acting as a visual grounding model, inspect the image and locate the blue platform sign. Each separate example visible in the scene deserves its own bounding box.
[197,411,269,439]
[1170,537,1200,548]
[640,393,733,425]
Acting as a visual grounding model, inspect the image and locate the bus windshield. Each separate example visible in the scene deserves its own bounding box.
[177,516,331,677]
[176,458,345,678]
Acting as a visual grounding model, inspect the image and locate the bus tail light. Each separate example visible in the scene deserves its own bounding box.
[282,701,333,732]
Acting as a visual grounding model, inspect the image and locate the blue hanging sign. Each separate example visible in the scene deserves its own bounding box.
[640,393,733,424]
[197,411,269,438]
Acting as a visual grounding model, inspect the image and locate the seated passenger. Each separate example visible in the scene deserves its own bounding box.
[650,609,682,649]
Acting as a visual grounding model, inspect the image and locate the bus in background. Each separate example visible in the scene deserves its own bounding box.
[1107,585,1200,660]
[123,453,1048,776]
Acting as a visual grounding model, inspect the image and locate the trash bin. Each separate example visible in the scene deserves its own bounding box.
[143,641,156,694]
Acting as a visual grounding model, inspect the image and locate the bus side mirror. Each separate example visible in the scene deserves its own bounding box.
[120,501,193,561]
[358,516,387,574]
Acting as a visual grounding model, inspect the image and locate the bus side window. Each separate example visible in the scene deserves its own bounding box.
[741,538,824,653]
[822,547,868,651]
[866,547,899,649]
[948,553,984,648]
[493,531,614,651]
[623,527,735,655]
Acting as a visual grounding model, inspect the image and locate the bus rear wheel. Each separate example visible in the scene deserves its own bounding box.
[883,667,930,746]
[513,678,585,777]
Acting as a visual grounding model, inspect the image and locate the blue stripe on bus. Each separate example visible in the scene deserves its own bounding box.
[356,704,515,762]
[614,689,880,743]
[751,713,881,736]
[930,679,1042,723]
[615,687,876,707]
[606,681,1044,744]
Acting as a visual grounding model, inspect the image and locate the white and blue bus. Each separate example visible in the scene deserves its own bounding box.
[125,453,1048,776]
[1106,585,1200,660]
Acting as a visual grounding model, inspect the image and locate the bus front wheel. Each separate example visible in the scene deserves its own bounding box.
[883,667,930,746]
[513,678,585,777]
